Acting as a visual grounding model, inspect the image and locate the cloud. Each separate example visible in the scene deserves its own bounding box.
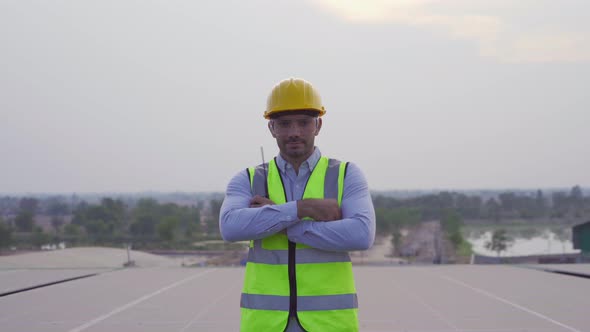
[309,0,590,63]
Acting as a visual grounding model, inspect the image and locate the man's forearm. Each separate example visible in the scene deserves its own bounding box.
[220,202,299,242]
[286,214,375,252]
[220,171,300,242]
[296,198,341,221]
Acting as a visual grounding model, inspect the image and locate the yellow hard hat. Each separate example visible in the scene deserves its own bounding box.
[264,78,326,119]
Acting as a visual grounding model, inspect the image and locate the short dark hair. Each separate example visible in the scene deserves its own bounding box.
[269,109,321,119]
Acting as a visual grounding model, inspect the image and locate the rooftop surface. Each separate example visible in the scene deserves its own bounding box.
[1,249,589,332]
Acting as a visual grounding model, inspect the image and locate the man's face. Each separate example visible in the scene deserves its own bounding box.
[269,113,322,162]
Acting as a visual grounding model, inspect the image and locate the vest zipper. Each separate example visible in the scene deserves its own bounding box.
[275,157,308,331]
[288,240,297,318]
[287,239,307,331]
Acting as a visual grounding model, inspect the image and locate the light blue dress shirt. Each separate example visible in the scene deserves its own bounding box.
[219,147,375,252]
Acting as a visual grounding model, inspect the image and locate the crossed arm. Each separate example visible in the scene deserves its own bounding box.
[219,163,375,251]
[250,195,342,221]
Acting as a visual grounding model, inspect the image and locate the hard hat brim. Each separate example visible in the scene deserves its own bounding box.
[264,108,326,119]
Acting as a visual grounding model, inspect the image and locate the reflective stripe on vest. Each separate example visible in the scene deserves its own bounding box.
[240,156,358,332]
[241,293,358,311]
[247,239,350,264]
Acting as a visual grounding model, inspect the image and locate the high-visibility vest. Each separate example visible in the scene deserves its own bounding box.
[240,156,358,332]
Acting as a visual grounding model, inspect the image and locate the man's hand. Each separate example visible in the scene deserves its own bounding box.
[250,195,275,208]
[297,199,342,221]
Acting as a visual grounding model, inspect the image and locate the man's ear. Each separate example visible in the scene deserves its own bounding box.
[314,118,322,135]
[268,121,277,138]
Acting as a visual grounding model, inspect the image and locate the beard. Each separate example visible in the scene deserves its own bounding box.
[279,138,314,160]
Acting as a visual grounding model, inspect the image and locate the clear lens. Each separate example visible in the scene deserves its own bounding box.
[272,118,317,133]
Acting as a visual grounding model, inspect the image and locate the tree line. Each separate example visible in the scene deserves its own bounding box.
[0,196,223,250]
[373,185,588,257]
[1,186,588,251]
[373,185,589,226]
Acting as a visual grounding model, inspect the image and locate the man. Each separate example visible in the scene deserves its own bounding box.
[219,78,375,332]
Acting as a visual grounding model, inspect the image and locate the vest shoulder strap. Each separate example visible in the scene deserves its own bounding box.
[248,163,269,197]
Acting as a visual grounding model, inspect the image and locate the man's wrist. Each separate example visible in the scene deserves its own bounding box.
[283,201,301,222]
[296,200,310,219]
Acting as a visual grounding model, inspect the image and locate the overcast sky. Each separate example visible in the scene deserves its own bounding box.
[1,0,589,193]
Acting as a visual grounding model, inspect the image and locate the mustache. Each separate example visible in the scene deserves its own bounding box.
[287,139,304,143]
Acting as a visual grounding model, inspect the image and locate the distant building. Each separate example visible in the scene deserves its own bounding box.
[572,221,590,255]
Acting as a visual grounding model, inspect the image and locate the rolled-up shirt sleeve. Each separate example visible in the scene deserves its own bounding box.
[286,163,376,252]
[219,170,300,242]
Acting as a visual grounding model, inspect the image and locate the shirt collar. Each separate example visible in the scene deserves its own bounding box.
[275,147,321,174]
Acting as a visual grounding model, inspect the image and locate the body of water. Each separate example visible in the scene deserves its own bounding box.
[467,228,580,257]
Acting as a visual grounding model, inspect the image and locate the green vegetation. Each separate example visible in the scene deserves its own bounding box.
[14,211,34,232]
[373,185,589,258]
[375,207,420,255]
[373,185,590,225]
[0,185,588,254]
[1,196,212,250]
[455,238,473,257]
[31,226,51,248]
[485,229,514,257]
[442,209,464,248]
[0,217,12,249]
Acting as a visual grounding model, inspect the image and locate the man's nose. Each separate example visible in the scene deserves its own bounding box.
[286,124,302,136]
